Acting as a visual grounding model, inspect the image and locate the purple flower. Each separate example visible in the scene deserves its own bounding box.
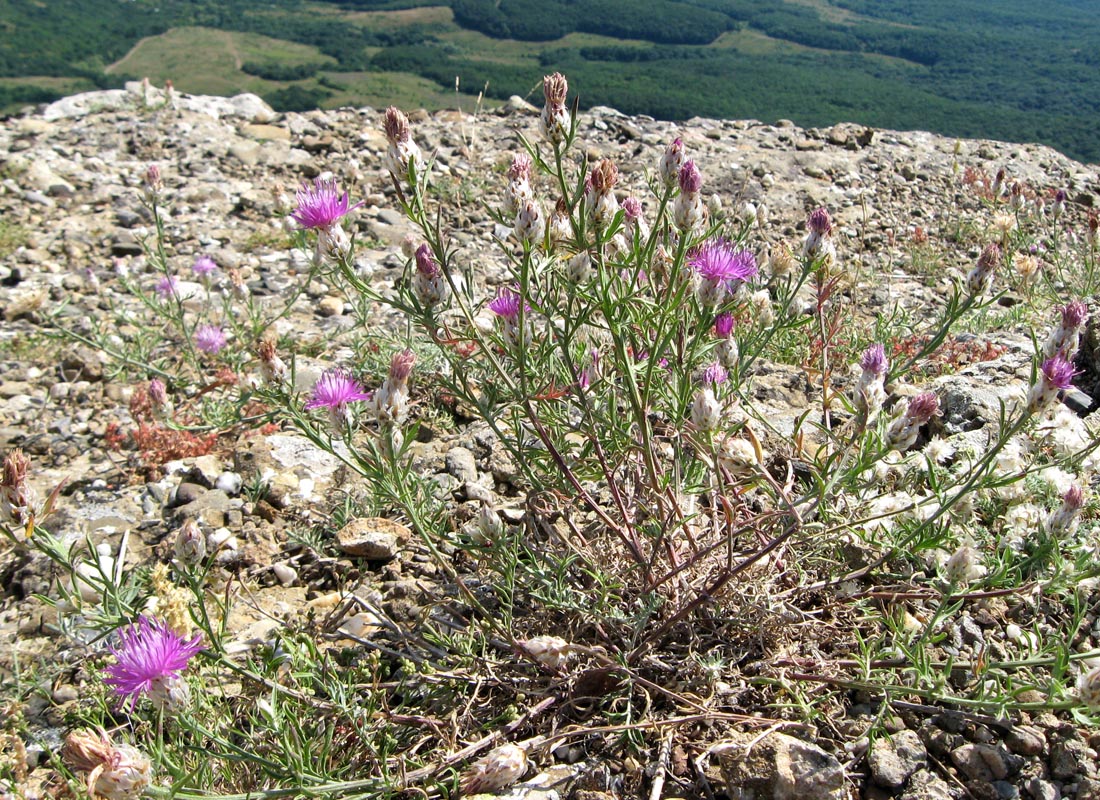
[415,244,439,278]
[690,239,758,284]
[104,617,203,711]
[860,344,887,377]
[714,312,735,339]
[192,256,217,277]
[304,369,372,410]
[489,287,527,319]
[193,324,226,354]
[155,276,179,299]
[1041,357,1078,391]
[703,362,728,386]
[678,160,702,194]
[622,197,642,221]
[291,178,362,231]
[1061,300,1089,331]
[148,378,167,407]
[906,392,940,424]
[808,207,832,235]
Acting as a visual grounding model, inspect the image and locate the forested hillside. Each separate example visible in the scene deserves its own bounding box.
[2,0,1098,162]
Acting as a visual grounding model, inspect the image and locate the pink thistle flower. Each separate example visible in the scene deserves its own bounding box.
[415,244,439,278]
[388,349,416,384]
[191,255,217,277]
[714,312,735,339]
[507,153,533,182]
[622,197,643,221]
[489,286,527,319]
[678,160,703,194]
[291,178,362,231]
[193,324,226,354]
[1041,356,1078,391]
[808,207,832,236]
[1061,300,1089,332]
[690,239,758,284]
[860,344,887,377]
[906,392,940,424]
[155,276,179,299]
[148,378,168,407]
[703,362,728,386]
[104,617,203,712]
[304,369,372,411]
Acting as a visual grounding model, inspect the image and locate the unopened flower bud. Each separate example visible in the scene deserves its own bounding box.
[673,161,705,232]
[258,339,288,386]
[659,138,685,190]
[943,544,986,585]
[966,243,1001,298]
[717,436,762,477]
[803,207,834,260]
[383,106,423,181]
[1077,666,1100,710]
[691,387,722,432]
[858,344,888,422]
[514,199,546,246]
[413,244,449,307]
[567,251,592,284]
[539,73,571,144]
[0,448,36,528]
[475,503,504,544]
[174,519,206,565]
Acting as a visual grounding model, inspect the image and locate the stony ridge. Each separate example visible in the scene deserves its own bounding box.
[3,81,1100,800]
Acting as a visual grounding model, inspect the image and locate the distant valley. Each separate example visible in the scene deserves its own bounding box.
[1,0,1098,163]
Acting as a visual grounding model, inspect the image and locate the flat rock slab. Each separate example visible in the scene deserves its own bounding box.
[336,517,411,560]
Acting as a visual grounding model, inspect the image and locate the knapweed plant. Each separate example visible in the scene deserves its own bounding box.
[7,71,1100,800]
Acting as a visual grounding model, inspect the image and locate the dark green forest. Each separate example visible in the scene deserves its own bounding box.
[2,0,1098,163]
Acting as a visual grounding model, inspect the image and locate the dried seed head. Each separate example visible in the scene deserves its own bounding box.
[590,159,618,195]
[62,728,116,774]
[383,106,410,144]
[522,635,572,670]
[460,743,528,796]
[542,72,568,107]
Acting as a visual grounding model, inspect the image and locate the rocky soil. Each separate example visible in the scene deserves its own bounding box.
[2,81,1100,800]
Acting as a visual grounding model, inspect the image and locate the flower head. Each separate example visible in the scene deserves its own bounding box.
[305,369,372,411]
[415,244,439,278]
[540,73,571,144]
[622,196,643,221]
[155,275,179,299]
[193,324,226,355]
[388,349,416,384]
[678,160,703,194]
[291,178,361,231]
[906,392,940,424]
[808,207,832,236]
[1061,300,1089,332]
[104,617,203,711]
[489,286,527,319]
[714,312,735,339]
[191,255,217,277]
[690,239,758,284]
[507,153,533,182]
[703,362,728,386]
[860,344,888,377]
[659,138,685,188]
[1041,356,1078,391]
[384,106,411,144]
